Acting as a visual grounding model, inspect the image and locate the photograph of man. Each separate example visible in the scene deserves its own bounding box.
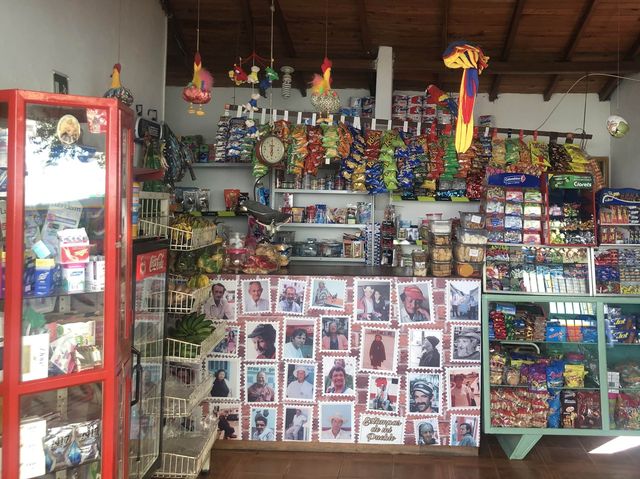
[243,280,270,313]
[319,406,352,442]
[323,358,355,391]
[369,334,386,370]
[453,327,481,361]
[285,365,314,400]
[247,370,275,402]
[409,377,439,413]
[203,282,234,320]
[321,318,349,351]
[448,281,480,321]
[250,409,275,441]
[454,422,476,447]
[325,365,355,395]
[282,323,313,359]
[277,285,302,313]
[418,336,440,368]
[210,369,232,398]
[311,279,345,309]
[284,408,309,441]
[355,281,391,321]
[217,409,238,439]
[416,421,438,445]
[247,323,277,360]
[450,373,474,408]
[398,284,432,323]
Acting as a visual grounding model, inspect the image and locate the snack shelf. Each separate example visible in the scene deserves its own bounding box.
[289,256,366,263]
[164,375,214,418]
[138,218,217,251]
[191,162,252,168]
[154,421,218,479]
[600,223,640,226]
[165,328,226,365]
[273,188,370,194]
[490,384,601,391]
[163,284,211,314]
[279,223,367,228]
[23,287,104,299]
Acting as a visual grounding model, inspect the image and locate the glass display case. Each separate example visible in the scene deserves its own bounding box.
[0,89,134,478]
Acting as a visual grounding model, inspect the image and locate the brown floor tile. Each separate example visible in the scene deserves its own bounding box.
[338,456,394,479]
[495,463,554,479]
[536,445,592,466]
[235,453,291,475]
[392,461,445,479]
[549,464,639,479]
[446,464,500,479]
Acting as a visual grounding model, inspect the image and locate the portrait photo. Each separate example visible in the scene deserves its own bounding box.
[450,415,479,447]
[322,356,356,396]
[245,322,279,361]
[249,407,277,441]
[447,280,480,322]
[275,278,306,315]
[245,364,278,404]
[203,402,240,440]
[283,406,313,442]
[319,402,354,443]
[367,375,400,413]
[284,363,316,402]
[354,279,392,322]
[309,278,347,310]
[241,279,272,315]
[202,279,237,320]
[206,358,240,400]
[446,368,480,410]
[413,418,440,446]
[451,325,482,362]
[396,281,435,324]
[407,372,441,415]
[210,326,239,356]
[282,318,315,360]
[408,329,443,370]
[320,316,350,352]
[360,328,398,374]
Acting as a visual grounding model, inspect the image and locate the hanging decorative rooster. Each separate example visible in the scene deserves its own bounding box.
[310,57,340,115]
[182,52,213,115]
[442,42,489,153]
[103,63,134,106]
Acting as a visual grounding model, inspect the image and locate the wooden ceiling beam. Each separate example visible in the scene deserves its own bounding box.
[273,0,306,96]
[543,0,599,101]
[355,0,373,57]
[434,0,451,90]
[489,0,527,102]
[599,30,640,101]
[158,0,192,74]
[240,0,254,51]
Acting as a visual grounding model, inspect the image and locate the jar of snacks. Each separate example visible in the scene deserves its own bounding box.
[454,261,483,278]
[412,250,427,276]
[431,245,453,262]
[454,244,486,262]
[430,232,452,245]
[299,239,318,257]
[431,260,452,277]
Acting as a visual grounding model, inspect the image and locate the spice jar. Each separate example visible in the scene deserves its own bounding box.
[412,250,427,277]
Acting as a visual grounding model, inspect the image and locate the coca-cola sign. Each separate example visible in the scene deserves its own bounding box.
[136,250,167,280]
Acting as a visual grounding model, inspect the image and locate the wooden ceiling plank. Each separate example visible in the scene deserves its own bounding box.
[598,29,640,100]
[159,0,192,74]
[433,0,450,92]
[355,0,373,56]
[544,0,599,101]
[490,0,527,101]
[240,0,255,51]
[273,0,305,96]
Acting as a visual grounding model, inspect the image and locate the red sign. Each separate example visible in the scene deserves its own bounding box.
[136,250,167,280]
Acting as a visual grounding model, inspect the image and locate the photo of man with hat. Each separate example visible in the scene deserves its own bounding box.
[319,403,352,442]
[418,335,441,368]
[285,364,314,400]
[398,283,432,323]
[247,323,277,360]
[453,327,481,361]
[409,375,439,413]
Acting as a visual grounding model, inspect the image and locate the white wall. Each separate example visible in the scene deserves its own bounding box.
[609,74,640,187]
[166,86,612,231]
[0,0,167,118]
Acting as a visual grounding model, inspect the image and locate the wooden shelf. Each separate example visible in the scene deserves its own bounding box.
[133,167,165,181]
[273,188,368,194]
[191,162,253,168]
[279,223,367,229]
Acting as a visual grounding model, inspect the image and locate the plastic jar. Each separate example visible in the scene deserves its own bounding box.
[412,250,427,276]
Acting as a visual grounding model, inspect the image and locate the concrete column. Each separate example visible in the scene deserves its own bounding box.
[375,46,393,120]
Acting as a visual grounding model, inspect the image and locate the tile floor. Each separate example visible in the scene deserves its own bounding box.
[205,434,640,478]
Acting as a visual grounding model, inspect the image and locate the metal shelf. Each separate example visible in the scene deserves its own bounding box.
[599,223,640,226]
[273,188,369,194]
[289,256,366,263]
[165,328,226,365]
[279,223,367,229]
[164,375,214,418]
[191,162,252,168]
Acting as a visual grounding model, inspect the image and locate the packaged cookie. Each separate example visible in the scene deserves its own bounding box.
[505,189,524,203]
[524,190,543,203]
[504,216,523,230]
[523,203,542,218]
[505,203,523,216]
[485,200,505,214]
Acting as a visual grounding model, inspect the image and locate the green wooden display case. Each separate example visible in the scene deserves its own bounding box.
[482,294,640,459]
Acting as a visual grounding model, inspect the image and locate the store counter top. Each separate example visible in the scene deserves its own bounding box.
[280,264,415,277]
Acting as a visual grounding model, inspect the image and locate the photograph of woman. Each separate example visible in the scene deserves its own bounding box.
[211,369,232,398]
[372,288,390,321]
[321,317,349,351]
[369,334,386,370]
[355,280,392,322]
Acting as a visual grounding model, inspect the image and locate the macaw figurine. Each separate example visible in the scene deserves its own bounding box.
[228,64,248,85]
[426,84,458,119]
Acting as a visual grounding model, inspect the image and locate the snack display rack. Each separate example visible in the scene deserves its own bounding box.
[164,280,211,314]
[164,327,225,365]
[0,90,135,477]
[163,365,214,418]
[138,218,217,251]
[481,294,640,459]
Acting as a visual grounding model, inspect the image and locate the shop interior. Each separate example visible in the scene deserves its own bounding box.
[1,0,640,478]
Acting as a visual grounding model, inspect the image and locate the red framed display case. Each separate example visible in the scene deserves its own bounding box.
[0,90,134,478]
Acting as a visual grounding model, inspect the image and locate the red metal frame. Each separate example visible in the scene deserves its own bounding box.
[0,90,133,478]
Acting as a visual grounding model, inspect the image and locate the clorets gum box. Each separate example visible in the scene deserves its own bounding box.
[57,228,90,264]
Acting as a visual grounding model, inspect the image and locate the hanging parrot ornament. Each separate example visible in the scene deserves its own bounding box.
[442,42,489,153]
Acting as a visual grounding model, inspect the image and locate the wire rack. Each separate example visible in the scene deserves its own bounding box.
[161,274,212,314]
[138,218,217,251]
[154,419,219,479]
[165,327,226,365]
[164,366,214,418]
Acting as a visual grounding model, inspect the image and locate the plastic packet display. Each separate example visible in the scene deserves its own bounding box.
[43,419,101,473]
[575,391,602,429]
[504,216,523,230]
[564,364,586,388]
[485,200,505,214]
[504,203,523,216]
[614,392,640,430]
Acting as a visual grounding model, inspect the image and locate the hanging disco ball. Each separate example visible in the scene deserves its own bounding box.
[607,115,630,138]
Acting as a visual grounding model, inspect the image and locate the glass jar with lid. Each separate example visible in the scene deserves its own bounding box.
[412,249,427,276]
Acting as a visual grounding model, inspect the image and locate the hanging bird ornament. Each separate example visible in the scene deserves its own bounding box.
[443,42,489,153]
[103,63,134,106]
[310,57,340,116]
[182,51,213,115]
